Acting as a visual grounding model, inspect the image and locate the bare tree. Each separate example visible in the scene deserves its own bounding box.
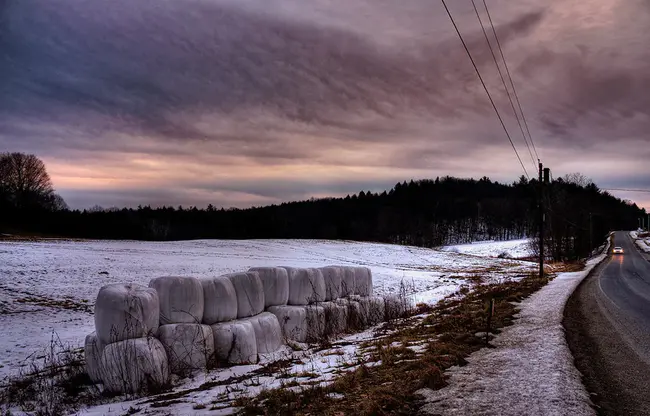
[561,172,593,187]
[0,152,65,210]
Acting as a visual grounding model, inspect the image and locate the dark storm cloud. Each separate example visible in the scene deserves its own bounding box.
[0,0,544,150]
[1,0,649,209]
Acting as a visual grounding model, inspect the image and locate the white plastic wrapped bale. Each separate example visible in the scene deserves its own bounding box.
[243,312,283,354]
[357,296,385,326]
[100,337,169,394]
[353,267,373,296]
[157,324,215,375]
[321,301,348,337]
[335,298,363,330]
[211,320,258,364]
[283,267,326,305]
[267,305,307,342]
[248,267,289,308]
[319,266,342,301]
[340,267,356,298]
[84,333,105,383]
[226,272,265,319]
[149,276,204,324]
[384,295,410,320]
[267,304,325,343]
[305,305,325,342]
[94,283,160,345]
[201,276,238,324]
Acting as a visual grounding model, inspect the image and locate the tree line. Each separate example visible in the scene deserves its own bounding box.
[1,153,645,261]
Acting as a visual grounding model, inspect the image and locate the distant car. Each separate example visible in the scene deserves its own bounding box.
[613,247,624,254]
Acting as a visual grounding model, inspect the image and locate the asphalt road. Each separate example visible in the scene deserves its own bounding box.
[565,231,650,415]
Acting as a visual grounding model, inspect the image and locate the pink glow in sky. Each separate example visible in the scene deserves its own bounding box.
[1,0,649,210]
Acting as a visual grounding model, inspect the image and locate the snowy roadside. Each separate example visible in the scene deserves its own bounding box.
[417,246,610,415]
[629,231,650,253]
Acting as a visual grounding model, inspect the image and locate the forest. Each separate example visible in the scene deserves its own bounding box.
[1,152,644,261]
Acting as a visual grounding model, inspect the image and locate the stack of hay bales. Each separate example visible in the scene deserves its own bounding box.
[207,271,283,364]
[86,264,400,394]
[266,266,385,342]
[149,276,214,375]
[89,283,168,393]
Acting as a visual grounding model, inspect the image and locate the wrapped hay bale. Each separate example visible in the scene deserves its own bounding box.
[321,301,348,337]
[94,283,160,345]
[384,295,410,321]
[283,267,326,305]
[84,333,105,383]
[356,296,385,326]
[353,267,373,296]
[243,312,283,354]
[319,266,342,301]
[100,337,169,394]
[226,272,265,319]
[157,324,215,375]
[201,276,238,324]
[248,267,289,307]
[335,297,364,330]
[267,305,307,342]
[340,267,356,298]
[149,276,204,324]
[211,320,258,364]
[268,304,325,343]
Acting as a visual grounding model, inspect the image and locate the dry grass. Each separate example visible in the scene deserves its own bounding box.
[235,273,551,415]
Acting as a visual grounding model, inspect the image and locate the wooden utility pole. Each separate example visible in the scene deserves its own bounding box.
[589,212,593,250]
[539,162,544,279]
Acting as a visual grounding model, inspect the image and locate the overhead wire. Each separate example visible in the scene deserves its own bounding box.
[471,0,536,171]
[440,0,530,179]
[601,188,650,193]
[482,0,540,161]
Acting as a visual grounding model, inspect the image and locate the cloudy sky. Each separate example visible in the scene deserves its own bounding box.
[1,0,649,210]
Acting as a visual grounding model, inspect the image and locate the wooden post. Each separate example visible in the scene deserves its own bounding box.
[539,162,544,279]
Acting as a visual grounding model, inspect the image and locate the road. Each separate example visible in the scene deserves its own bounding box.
[565,231,650,415]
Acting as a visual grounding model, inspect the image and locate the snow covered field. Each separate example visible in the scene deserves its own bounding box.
[0,238,535,414]
[441,239,531,259]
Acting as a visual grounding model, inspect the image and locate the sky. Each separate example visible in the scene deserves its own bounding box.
[1,0,649,210]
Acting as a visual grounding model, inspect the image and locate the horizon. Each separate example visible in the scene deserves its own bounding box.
[59,174,649,213]
[2,0,650,211]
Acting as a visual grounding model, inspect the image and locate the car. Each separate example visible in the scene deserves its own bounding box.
[613,246,624,254]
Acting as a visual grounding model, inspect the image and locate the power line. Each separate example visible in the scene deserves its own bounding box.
[471,0,536,172]
[440,0,530,179]
[602,188,650,193]
[482,0,540,161]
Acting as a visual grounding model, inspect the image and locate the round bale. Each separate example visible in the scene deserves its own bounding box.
[100,337,169,394]
[157,324,215,375]
[149,276,204,324]
[201,276,238,325]
[94,283,160,345]
[248,267,289,308]
[226,272,265,319]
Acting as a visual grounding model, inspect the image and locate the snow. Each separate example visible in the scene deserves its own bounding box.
[629,231,650,253]
[0,237,541,415]
[0,239,536,382]
[442,239,532,259]
[416,245,609,416]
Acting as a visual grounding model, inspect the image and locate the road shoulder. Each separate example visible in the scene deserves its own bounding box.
[417,254,607,415]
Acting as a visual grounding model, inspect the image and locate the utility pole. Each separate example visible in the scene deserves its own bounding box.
[589,212,593,251]
[539,162,544,279]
